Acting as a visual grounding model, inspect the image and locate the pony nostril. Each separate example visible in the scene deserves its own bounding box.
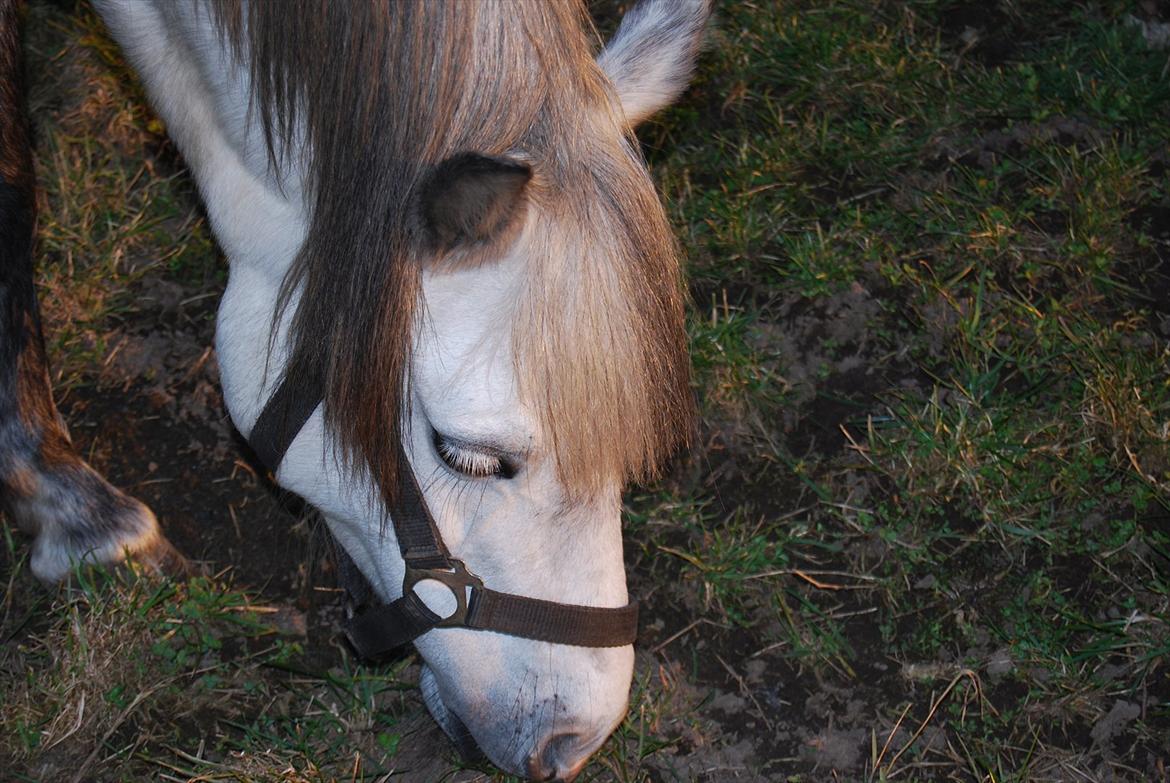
[526,733,587,782]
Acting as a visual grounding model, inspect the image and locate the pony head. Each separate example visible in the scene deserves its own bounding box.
[213,0,708,777]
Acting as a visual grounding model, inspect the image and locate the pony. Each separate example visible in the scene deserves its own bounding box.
[0,0,708,778]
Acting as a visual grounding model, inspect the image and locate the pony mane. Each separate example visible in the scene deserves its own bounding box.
[209,0,693,503]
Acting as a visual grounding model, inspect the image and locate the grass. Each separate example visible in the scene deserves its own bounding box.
[640,0,1169,778]
[0,553,427,781]
[2,0,1169,780]
[25,3,216,393]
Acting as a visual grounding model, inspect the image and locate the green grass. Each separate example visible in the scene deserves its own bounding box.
[640,0,1169,778]
[3,0,1168,780]
[0,557,437,782]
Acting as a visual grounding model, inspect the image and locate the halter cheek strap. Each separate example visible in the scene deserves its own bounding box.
[248,375,639,658]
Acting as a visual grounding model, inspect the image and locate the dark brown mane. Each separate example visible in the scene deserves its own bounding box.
[209,0,693,505]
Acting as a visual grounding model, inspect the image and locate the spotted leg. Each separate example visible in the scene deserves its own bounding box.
[0,0,184,582]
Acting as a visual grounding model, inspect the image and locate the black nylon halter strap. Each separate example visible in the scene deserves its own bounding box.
[343,576,640,656]
[387,445,452,570]
[248,369,323,475]
[466,588,639,647]
[247,374,639,659]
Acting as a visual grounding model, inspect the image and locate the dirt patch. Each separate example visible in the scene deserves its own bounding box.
[923,115,1109,175]
[1126,203,1170,322]
[760,281,924,459]
[936,0,1082,67]
[49,263,316,602]
[939,1,1020,66]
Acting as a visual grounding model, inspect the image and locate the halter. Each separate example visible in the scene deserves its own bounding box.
[247,375,639,658]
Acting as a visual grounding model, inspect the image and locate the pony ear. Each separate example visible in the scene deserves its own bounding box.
[597,0,711,127]
[416,153,532,252]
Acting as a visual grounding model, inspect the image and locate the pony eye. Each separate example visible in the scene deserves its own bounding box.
[433,432,512,479]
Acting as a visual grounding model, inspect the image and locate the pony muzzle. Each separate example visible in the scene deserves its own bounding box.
[418,662,609,782]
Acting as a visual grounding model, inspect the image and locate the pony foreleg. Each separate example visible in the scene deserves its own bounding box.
[0,0,184,582]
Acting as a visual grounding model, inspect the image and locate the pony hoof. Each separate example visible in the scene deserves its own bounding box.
[129,533,197,579]
[11,460,184,583]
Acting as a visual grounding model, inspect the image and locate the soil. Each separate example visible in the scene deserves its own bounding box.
[56,279,310,599]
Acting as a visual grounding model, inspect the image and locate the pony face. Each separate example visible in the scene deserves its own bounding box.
[406,250,635,776]
[272,1,708,774]
[272,223,640,778]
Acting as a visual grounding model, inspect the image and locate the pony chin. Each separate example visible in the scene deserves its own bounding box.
[419,664,481,761]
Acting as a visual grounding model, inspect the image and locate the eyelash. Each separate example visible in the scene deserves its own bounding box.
[433,432,514,479]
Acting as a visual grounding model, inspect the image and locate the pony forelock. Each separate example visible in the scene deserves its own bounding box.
[210,0,693,505]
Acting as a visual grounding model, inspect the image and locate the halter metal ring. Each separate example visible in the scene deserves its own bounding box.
[403,559,484,628]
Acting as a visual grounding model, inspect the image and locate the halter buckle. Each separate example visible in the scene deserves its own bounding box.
[403,559,484,628]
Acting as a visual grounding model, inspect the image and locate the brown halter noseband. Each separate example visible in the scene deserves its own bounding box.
[248,375,639,659]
